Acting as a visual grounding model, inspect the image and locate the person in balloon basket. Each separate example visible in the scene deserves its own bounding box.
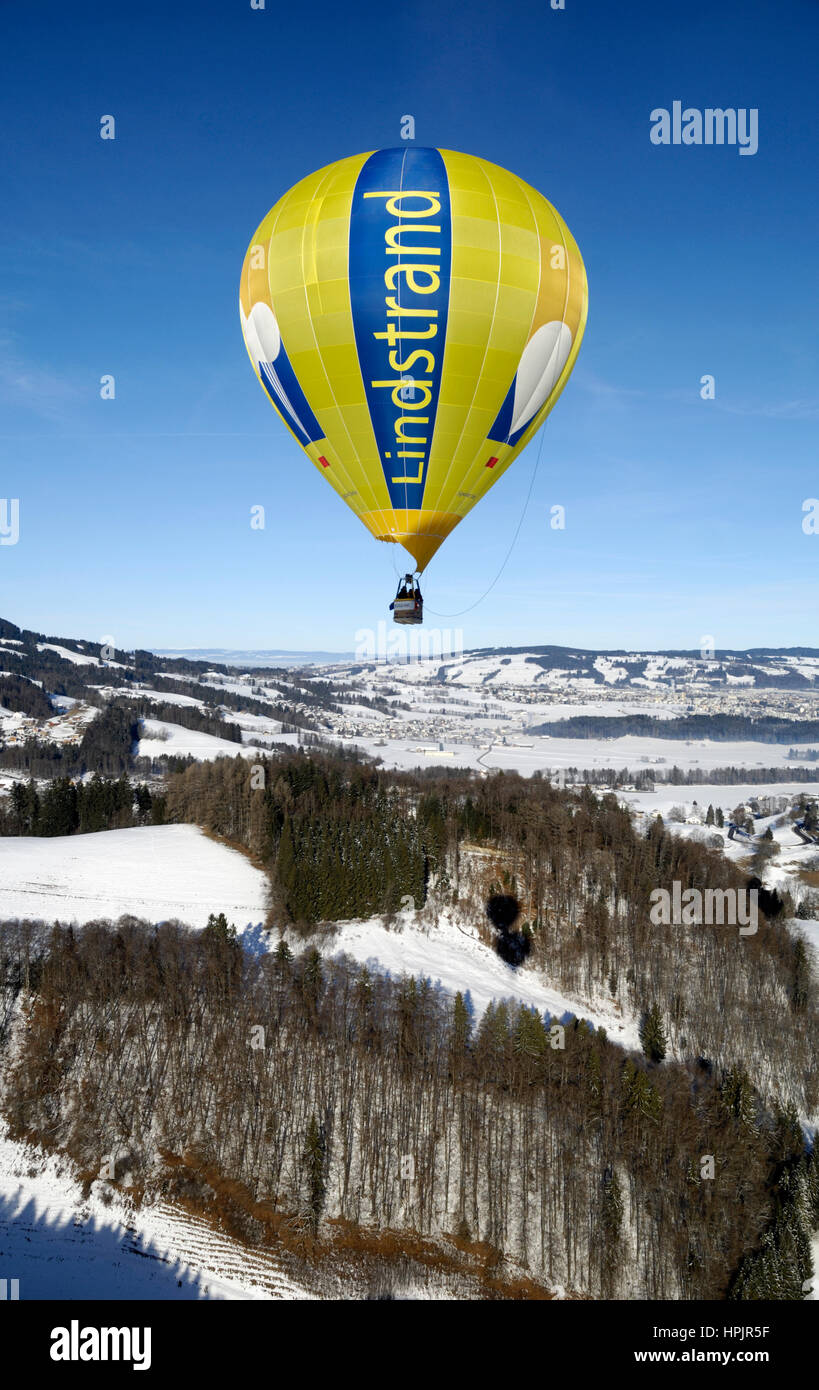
[390,577,422,614]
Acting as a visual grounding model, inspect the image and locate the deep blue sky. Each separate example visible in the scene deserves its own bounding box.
[1,0,817,652]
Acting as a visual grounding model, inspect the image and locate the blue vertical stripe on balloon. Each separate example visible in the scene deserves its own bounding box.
[348,147,451,511]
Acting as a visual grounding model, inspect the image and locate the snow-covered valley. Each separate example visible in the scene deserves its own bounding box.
[1,623,818,1303]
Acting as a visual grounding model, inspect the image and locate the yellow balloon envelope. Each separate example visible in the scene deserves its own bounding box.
[239,147,587,573]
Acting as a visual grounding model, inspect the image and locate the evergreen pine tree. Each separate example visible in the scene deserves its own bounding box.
[451,991,472,1059]
[720,1067,757,1131]
[205,911,235,942]
[301,947,322,1014]
[601,1165,624,1292]
[302,1115,326,1236]
[276,817,298,918]
[639,1003,668,1063]
[274,938,293,971]
[622,1059,663,1124]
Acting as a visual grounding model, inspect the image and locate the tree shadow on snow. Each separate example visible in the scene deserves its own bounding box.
[486,894,531,967]
[0,1186,208,1300]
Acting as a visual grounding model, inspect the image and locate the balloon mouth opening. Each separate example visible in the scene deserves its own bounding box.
[377,534,433,574]
[368,512,463,574]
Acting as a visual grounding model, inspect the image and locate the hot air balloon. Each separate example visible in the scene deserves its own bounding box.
[239,147,587,622]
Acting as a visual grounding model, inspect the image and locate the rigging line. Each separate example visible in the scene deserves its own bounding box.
[424,425,548,618]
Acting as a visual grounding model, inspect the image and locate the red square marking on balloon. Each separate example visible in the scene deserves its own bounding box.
[318,456,330,468]
[486,456,499,468]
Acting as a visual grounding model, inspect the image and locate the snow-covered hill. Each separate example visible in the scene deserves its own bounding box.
[153,643,819,691]
[323,908,640,1047]
[320,645,819,692]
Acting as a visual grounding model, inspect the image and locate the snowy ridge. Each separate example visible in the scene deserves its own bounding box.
[0,826,637,1042]
[314,646,819,692]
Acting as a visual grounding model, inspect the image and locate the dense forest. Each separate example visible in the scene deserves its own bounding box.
[165,753,430,922]
[0,702,139,777]
[0,919,815,1299]
[162,751,818,1120]
[651,763,819,786]
[0,673,52,719]
[528,764,819,789]
[0,774,165,836]
[528,713,819,743]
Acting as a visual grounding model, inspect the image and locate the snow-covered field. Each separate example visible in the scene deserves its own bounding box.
[136,717,300,760]
[0,825,269,929]
[228,709,291,743]
[137,718,257,761]
[347,733,819,778]
[0,1126,311,1300]
[97,684,207,709]
[36,642,126,670]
